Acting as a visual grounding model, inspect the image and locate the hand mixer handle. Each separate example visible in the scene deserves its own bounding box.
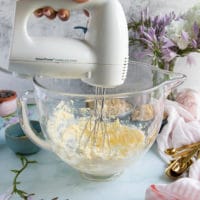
[13,0,106,43]
[10,0,101,78]
[11,0,129,88]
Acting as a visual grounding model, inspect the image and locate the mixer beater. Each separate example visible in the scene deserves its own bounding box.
[75,85,147,158]
[79,87,111,151]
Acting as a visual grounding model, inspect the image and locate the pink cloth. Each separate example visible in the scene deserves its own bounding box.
[146,89,200,200]
[145,161,200,200]
[157,99,200,162]
[176,89,200,120]
[145,178,200,200]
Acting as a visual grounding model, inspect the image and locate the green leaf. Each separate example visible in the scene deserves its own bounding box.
[28,193,35,196]
[20,156,27,166]
[11,169,19,173]
[17,189,27,195]
[28,160,37,164]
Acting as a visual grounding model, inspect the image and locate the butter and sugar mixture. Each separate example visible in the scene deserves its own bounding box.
[47,101,145,161]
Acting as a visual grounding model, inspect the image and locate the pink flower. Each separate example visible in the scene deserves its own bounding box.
[176,88,200,120]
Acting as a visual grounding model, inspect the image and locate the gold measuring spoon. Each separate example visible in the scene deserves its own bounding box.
[165,141,200,156]
[165,143,200,178]
[165,158,193,178]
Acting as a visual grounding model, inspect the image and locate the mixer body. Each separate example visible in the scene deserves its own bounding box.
[9,0,129,88]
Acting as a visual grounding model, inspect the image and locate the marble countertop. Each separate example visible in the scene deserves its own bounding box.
[0,110,171,200]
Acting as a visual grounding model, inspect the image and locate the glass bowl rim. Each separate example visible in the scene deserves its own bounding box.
[32,60,185,98]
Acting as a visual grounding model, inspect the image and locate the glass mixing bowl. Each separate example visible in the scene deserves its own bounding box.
[19,61,185,181]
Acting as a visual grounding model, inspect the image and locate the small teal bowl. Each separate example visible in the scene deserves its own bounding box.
[5,121,41,155]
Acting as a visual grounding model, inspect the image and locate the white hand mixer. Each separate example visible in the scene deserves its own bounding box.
[8,0,130,156]
[9,0,129,88]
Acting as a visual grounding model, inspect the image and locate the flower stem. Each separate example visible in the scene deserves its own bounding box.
[11,155,37,200]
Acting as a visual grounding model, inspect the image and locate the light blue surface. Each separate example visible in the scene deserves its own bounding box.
[0,141,171,199]
[0,117,3,128]
[0,106,171,200]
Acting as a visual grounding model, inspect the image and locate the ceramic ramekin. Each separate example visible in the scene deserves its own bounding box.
[5,120,41,155]
[0,90,17,117]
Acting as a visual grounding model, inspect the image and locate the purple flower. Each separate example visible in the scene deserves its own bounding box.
[162,37,176,48]
[181,31,189,42]
[140,38,153,49]
[152,12,176,37]
[148,28,157,41]
[128,7,200,71]
[139,25,145,33]
[152,15,160,27]
[162,49,177,62]
[142,31,154,42]
[192,39,197,48]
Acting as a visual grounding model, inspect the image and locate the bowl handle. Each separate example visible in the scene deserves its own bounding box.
[18,90,51,151]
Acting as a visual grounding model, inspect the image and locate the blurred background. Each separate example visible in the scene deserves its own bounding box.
[0,0,199,95]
